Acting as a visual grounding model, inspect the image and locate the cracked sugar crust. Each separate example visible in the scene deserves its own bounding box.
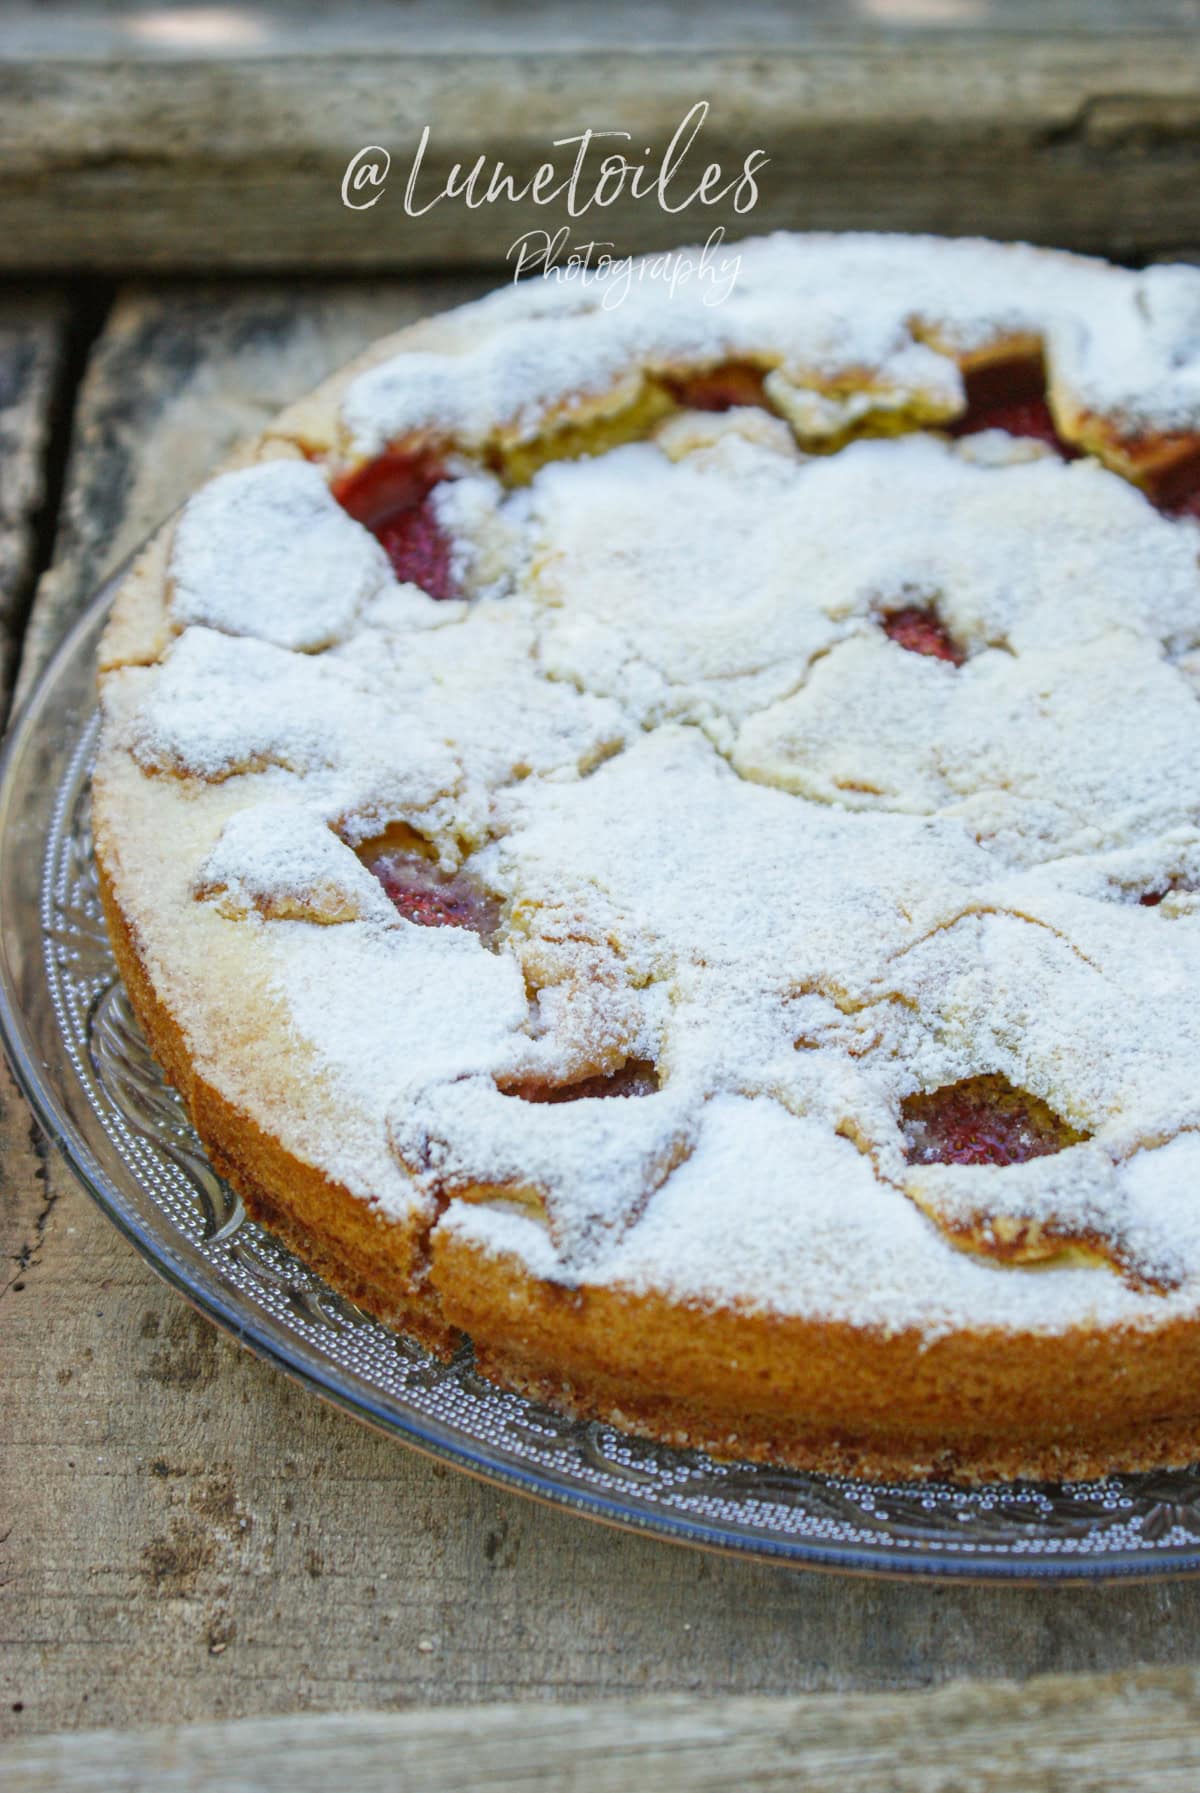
[335,236,1200,450]
[525,435,1200,761]
[93,232,1200,1346]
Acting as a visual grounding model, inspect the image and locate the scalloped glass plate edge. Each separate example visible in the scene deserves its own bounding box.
[5,569,1200,1582]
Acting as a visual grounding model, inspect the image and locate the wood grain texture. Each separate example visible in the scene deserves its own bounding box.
[7,2,1200,56]
[10,282,1200,1747]
[0,293,64,710]
[2,32,1200,270]
[7,1670,1200,1791]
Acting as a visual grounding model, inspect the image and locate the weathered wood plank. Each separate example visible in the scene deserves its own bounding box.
[2,34,1200,270]
[8,1670,1200,1792]
[0,293,64,711]
[12,283,1200,1747]
[6,1,1200,56]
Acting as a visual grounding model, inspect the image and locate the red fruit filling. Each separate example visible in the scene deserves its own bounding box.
[882,605,965,666]
[502,1060,659,1103]
[662,362,769,414]
[1149,452,1200,520]
[902,1074,1085,1168]
[949,355,1077,459]
[334,451,457,600]
[957,395,1075,454]
[364,848,498,939]
[375,501,455,602]
[1139,879,1195,907]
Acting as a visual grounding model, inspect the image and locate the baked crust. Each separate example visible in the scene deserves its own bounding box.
[96,846,1200,1482]
[92,233,1200,1481]
[434,1233,1200,1483]
[96,854,456,1353]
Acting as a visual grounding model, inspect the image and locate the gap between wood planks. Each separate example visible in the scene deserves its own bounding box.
[0,278,110,729]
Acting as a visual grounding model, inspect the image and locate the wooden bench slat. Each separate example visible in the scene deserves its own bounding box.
[2,36,1200,268]
[7,1672,1200,1792]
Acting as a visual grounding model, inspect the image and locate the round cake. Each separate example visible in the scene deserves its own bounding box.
[93,232,1200,1481]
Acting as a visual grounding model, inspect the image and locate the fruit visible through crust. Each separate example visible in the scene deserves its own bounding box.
[1150,452,1200,520]
[661,361,770,413]
[882,605,965,665]
[364,847,498,938]
[950,355,1077,458]
[1139,880,1196,907]
[901,1074,1087,1167]
[375,500,455,601]
[954,396,1077,456]
[333,451,457,600]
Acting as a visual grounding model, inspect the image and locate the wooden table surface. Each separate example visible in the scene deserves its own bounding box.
[8,272,1200,1782]
[3,2,1200,270]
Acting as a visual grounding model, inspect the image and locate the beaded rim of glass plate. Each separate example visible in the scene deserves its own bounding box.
[7,572,1200,1582]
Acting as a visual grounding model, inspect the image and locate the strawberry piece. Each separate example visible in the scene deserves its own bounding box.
[334,451,457,600]
[377,499,455,602]
[882,605,965,666]
[334,450,442,528]
[366,851,497,938]
[1149,454,1200,520]
[902,1075,1084,1168]
[1138,881,1195,906]
[949,354,1077,458]
[958,395,1076,455]
[1163,484,1200,519]
[951,394,1077,458]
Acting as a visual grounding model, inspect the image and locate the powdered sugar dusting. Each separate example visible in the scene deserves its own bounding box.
[96,234,1200,1337]
[342,233,1200,452]
[439,1098,1163,1336]
[170,461,393,652]
[192,803,396,925]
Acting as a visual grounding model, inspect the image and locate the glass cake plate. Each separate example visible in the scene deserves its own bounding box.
[6,570,1200,1583]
